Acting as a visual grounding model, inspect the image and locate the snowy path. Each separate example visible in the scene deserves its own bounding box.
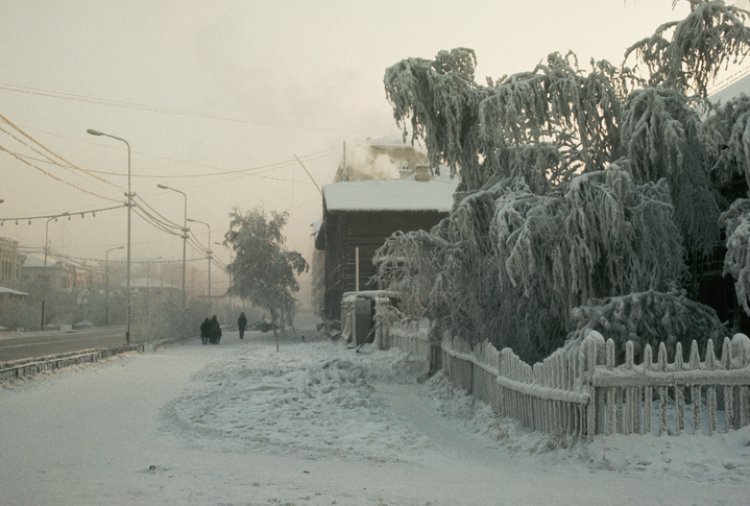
[1,326,748,505]
[376,383,500,465]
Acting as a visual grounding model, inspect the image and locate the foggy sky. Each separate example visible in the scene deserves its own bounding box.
[0,0,693,296]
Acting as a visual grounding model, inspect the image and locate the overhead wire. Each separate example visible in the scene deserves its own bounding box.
[0,112,125,192]
[88,148,336,179]
[175,151,333,192]
[0,204,126,225]
[133,207,182,237]
[133,195,182,230]
[0,142,123,203]
[0,81,371,135]
[11,124,338,181]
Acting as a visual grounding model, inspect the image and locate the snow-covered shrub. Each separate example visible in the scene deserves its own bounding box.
[566,289,726,362]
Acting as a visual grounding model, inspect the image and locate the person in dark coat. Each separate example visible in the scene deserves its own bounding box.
[209,315,222,344]
[237,312,247,340]
[200,317,211,345]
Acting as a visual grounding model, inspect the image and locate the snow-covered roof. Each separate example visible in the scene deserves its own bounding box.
[323,177,457,213]
[342,290,401,302]
[21,255,46,268]
[0,286,28,296]
[709,70,750,104]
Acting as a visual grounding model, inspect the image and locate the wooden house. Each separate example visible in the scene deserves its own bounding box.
[315,172,456,321]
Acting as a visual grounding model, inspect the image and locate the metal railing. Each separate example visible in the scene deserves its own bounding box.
[0,344,144,382]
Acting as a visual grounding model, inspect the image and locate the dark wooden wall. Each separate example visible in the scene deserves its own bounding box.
[321,210,446,320]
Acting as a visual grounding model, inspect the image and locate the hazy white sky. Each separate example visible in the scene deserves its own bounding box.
[0,0,693,289]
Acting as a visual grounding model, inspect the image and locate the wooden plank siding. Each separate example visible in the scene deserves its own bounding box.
[320,210,446,320]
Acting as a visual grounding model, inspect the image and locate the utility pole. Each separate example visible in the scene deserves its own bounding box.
[105,246,124,326]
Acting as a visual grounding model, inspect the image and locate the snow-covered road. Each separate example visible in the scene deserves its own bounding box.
[1,320,748,505]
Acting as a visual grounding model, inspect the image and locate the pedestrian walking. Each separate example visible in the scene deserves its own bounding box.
[237,312,247,340]
[200,317,211,345]
[209,315,222,344]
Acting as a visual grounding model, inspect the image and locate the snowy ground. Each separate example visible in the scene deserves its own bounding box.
[1,315,749,505]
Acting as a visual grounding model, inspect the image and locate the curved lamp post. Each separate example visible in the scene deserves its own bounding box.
[157,184,188,311]
[187,218,211,301]
[87,128,133,343]
[41,212,69,329]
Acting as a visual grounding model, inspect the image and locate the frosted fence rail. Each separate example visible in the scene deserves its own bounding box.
[441,332,750,437]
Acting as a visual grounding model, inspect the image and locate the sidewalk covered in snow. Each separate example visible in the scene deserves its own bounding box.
[1,317,748,505]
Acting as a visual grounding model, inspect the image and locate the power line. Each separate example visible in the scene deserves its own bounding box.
[0,112,124,192]
[0,204,126,225]
[0,142,122,203]
[87,149,336,179]
[0,81,367,135]
[15,124,337,179]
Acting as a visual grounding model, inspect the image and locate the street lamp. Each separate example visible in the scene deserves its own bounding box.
[157,184,187,311]
[87,128,133,343]
[41,212,69,329]
[187,218,211,300]
[104,246,124,326]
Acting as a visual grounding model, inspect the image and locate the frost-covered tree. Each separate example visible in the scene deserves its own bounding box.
[224,208,308,341]
[376,0,748,362]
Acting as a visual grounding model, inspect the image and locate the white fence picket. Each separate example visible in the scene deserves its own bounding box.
[675,343,684,435]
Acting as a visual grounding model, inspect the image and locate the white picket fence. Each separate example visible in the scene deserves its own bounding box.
[441,331,750,438]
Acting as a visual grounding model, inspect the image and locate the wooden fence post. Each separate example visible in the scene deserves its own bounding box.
[643,344,653,435]
[675,342,684,435]
[657,343,668,436]
[690,340,702,434]
[706,339,717,435]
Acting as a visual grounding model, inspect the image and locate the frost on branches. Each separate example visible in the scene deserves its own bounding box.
[567,289,724,362]
[626,0,750,97]
[707,97,750,317]
[376,1,750,363]
[224,208,308,335]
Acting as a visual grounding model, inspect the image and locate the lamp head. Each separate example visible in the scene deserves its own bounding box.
[157,184,168,190]
[86,129,104,136]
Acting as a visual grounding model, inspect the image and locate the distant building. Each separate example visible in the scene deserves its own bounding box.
[21,255,99,290]
[0,285,28,329]
[0,236,25,289]
[123,277,182,305]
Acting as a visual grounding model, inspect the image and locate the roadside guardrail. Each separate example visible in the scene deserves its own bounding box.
[0,343,144,382]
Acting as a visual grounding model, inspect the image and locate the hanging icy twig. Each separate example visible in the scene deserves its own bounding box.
[720,198,750,314]
[620,87,720,254]
[702,93,750,190]
[625,0,750,97]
